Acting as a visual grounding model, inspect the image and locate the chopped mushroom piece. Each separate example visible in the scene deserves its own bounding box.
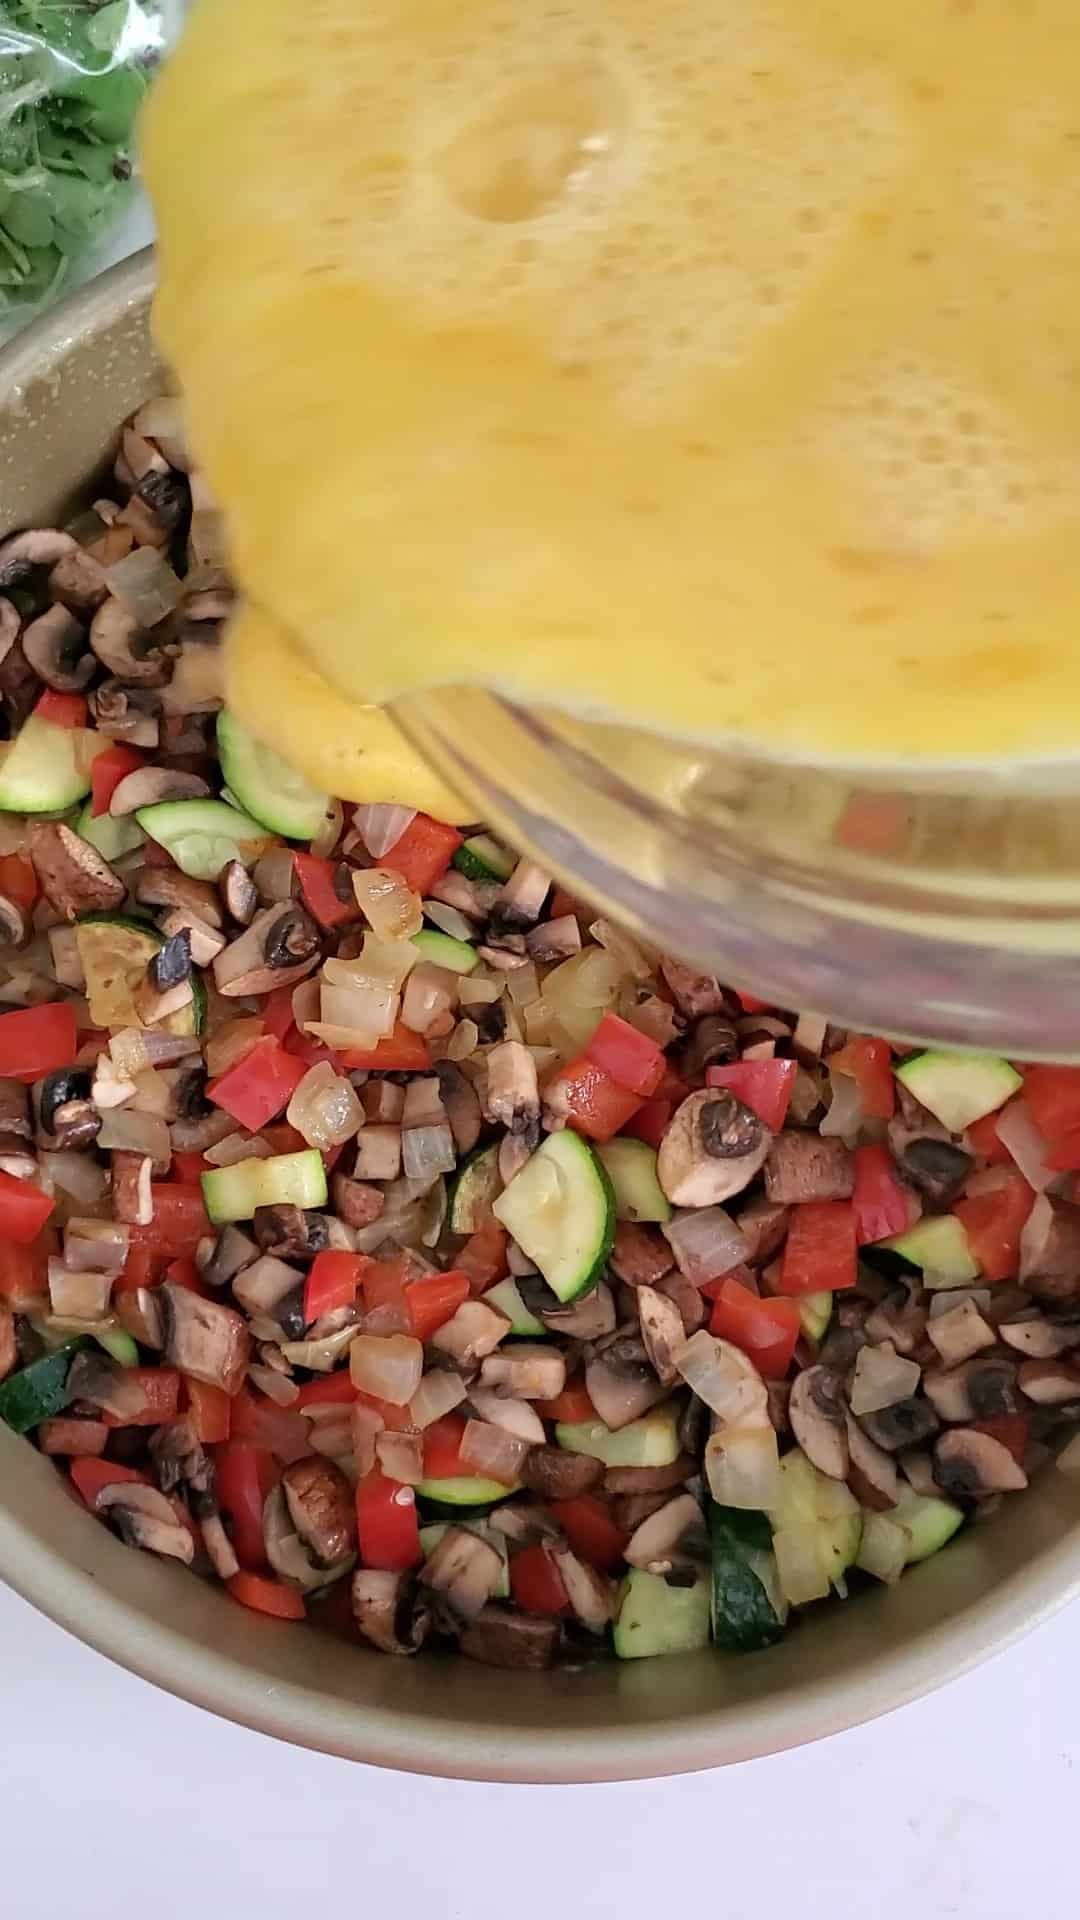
[926,1298,997,1368]
[478,1343,566,1401]
[856,1396,940,1453]
[329,1173,385,1230]
[763,1133,854,1204]
[789,1365,849,1479]
[999,1315,1080,1360]
[548,1541,616,1631]
[658,1090,772,1208]
[282,1455,357,1566]
[635,1283,686,1386]
[894,1135,973,1208]
[28,823,125,920]
[22,604,93,691]
[420,1525,504,1621]
[459,1605,558,1671]
[934,1428,1028,1498]
[659,958,726,1018]
[351,1569,430,1655]
[135,868,224,926]
[109,766,210,815]
[586,1336,665,1430]
[430,1299,510,1369]
[221,860,258,925]
[110,1151,153,1225]
[540,1280,616,1341]
[158,1282,251,1394]
[89,596,169,685]
[522,1445,604,1500]
[844,1413,902,1510]
[1016,1359,1080,1406]
[623,1493,703,1573]
[213,903,321,998]
[94,1482,195,1564]
[1019,1195,1080,1303]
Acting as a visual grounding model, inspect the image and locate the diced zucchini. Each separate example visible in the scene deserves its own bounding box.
[453,834,515,884]
[419,1521,510,1596]
[412,928,478,975]
[894,1049,1022,1134]
[448,1144,502,1234]
[596,1138,672,1223]
[885,1213,979,1286]
[414,1476,515,1507]
[95,1327,140,1367]
[556,1406,680,1469]
[201,1149,327,1225]
[216,709,331,840]
[75,913,203,1038]
[135,797,273,881]
[613,1568,711,1660]
[0,716,93,813]
[0,1341,83,1434]
[892,1489,964,1564]
[769,1448,862,1595]
[75,800,145,862]
[798,1291,833,1345]
[709,1503,787,1651]
[485,1276,547,1337]
[493,1130,615,1303]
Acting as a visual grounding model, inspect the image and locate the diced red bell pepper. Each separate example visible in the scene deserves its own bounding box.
[404,1268,470,1341]
[852,1144,913,1245]
[164,1257,209,1296]
[34,688,88,729]
[422,1412,469,1480]
[734,991,772,1015]
[294,1371,357,1409]
[294,851,359,931]
[0,1001,78,1083]
[509,1544,569,1615]
[379,813,463,897]
[304,1250,369,1324]
[779,1200,858,1296]
[584,1012,666,1098]
[90,743,145,816]
[546,1055,643,1143]
[353,1388,416,1432]
[1019,1067,1080,1141]
[126,1185,211,1259]
[707,1276,800,1378]
[955,1172,1034,1282]
[114,1246,167,1294]
[621,1097,674,1150]
[102,1366,181,1428]
[206,1035,308,1133]
[0,1237,49,1309]
[972,1412,1030,1468]
[966,1109,1013,1166]
[707,1059,798,1132]
[549,1495,628,1573]
[70,1457,151,1507]
[229,1384,308,1455]
[170,1151,211,1185]
[214,1442,279,1571]
[0,852,37,914]
[339,1020,433,1073]
[1044,1130,1080,1172]
[0,1167,53,1244]
[457,1220,508,1295]
[282,1027,338,1070]
[534,1380,595,1424]
[699,1262,757,1301]
[226,1570,306,1621]
[184,1377,231,1445]
[355,1470,422,1571]
[362,1253,410,1329]
[261,985,297,1043]
[827,1036,896,1120]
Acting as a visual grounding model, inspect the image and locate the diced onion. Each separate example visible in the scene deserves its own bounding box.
[42,1154,107,1205]
[663,1207,749,1286]
[422,900,475,942]
[350,1333,424,1406]
[376,1429,425,1485]
[97,1108,171,1170]
[247,1365,300,1407]
[506,962,540,1009]
[675,1331,769,1425]
[352,867,423,942]
[105,546,183,626]
[286,1062,363,1150]
[589,917,654,981]
[820,1070,865,1142]
[401,962,457,1036]
[704,1424,781,1510]
[408,1370,469,1430]
[545,947,622,1012]
[855,1513,909,1585]
[129,1068,171,1117]
[63,1219,129,1274]
[620,993,679,1049]
[928,1287,992,1320]
[204,1131,269,1167]
[460,1419,528,1487]
[457,972,502,1007]
[792,1011,828,1060]
[773,1524,831,1606]
[280,1326,360,1372]
[849,1342,921,1414]
[466,1387,546,1444]
[446,1019,480,1062]
[253,846,296,903]
[994,1100,1056,1194]
[354,804,416,859]
[48,1261,112,1321]
[206,1018,265,1079]
[402,1124,457,1181]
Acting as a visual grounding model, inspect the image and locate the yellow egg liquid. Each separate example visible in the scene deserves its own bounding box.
[146,0,1080,774]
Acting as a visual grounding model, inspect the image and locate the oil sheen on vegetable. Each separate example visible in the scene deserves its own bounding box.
[145,0,1080,768]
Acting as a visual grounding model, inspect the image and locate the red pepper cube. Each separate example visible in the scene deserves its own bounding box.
[549,1495,628,1573]
[0,1001,78,1084]
[294,851,359,931]
[304,1250,369,1324]
[509,1543,569,1616]
[0,1166,53,1244]
[584,1012,666,1098]
[955,1174,1034,1283]
[851,1144,914,1245]
[779,1200,858,1296]
[90,743,145,816]
[355,1470,422,1571]
[379,814,463,897]
[828,1036,896,1121]
[34,689,88,729]
[707,1059,798,1132]
[707,1276,801,1378]
[546,1055,643,1143]
[102,1366,181,1428]
[404,1268,470,1340]
[226,1571,306,1620]
[340,1021,433,1073]
[207,1035,309,1133]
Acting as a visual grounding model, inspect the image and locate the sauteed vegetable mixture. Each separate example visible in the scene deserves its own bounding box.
[0,403,1077,1668]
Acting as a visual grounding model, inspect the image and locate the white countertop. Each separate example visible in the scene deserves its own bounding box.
[1,1574,1075,1918]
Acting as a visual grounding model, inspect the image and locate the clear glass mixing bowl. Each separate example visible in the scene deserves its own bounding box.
[401,687,1080,1058]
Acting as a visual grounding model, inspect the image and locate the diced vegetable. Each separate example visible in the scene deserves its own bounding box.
[556,1407,680,1469]
[613,1568,711,1659]
[709,1503,787,1651]
[707,1276,800,1379]
[885,1213,980,1286]
[217,710,331,839]
[380,813,463,896]
[493,1131,614,1304]
[0,1001,78,1082]
[595,1138,671,1223]
[207,1036,308,1132]
[706,1059,798,1131]
[779,1200,858,1295]
[0,1342,83,1433]
[894,1050,1022,1135]
[135,798,273,881]
[0,715,94,813]
[201,1150,328,1224]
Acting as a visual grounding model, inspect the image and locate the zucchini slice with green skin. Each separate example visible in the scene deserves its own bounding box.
[448,1143,502,1234]
[135,797,273,882]
[414,1476,516,1508]
[556,1406,680,1469]
[452,834,515,884]
[893,1049,1022,1134]
[893,1490,964,1563]
[613,1567,711,1660]
[769,1448,862,1591]
[74,800,145,862]
[412,928,478,975]
[798,1290,833,1345]
[485,1276,548,1336]
[885,1214,979,1286]
[201,1149,327,1225]
[216,709,331,840]
[709,1503,788,1652]
[492,1130,615,1303]
[596,1138,671,1223]
[76,914,204,1038]
[0,1341,84,1434]
[0,715,93,814]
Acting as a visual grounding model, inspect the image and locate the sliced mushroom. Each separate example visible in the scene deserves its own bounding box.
[148,928,193,995]
[586,1335,665,1430]
[857,1396,940,1453]
[420,1525,504,1621]
[524,915,581,964]
[135,867,224,927]
[22,604,93,691]
[89,596,169,685]
[656,1268,707,1335]
[609,1221,674,1288]
[659,957,726,1019]
[0,527,77,585]
[485,1040,540,1134]
[110,1150,153,1225]
[253,1204,328,1262]
[467,1388,546,1444]
[679,1014,739,1079]
[263,1483,347,1592]
[999,1315,1080,1360]
[434,1061,483,1156]
[109,766,210,816]
[200,1510,241,1582]
[459,1604,558,1670]
[763,1133,854,1205]
[522,1444,604,1500]
[282,1455,357,1566]
[158,1282,251,1394]
[635,1283,687,1386]
[844,1412,902,1509]
[603,1455,697,1495]
[934,1427,1028,1498]
[540,1280,615,1342]
[89,679,161,748]
[925,1355,1019,1424]
[658,1090,771,1208]
[926,1298,997,1369]
[895,1136,973,1208]
[1019,1195,1080,1303]
[430,1298,511,1369]
[734,1197,789,1266]
[158,907,225,967]
[221,859,258,925]
[213,903,321,998]
[351,1569,430,1655]
[623,1492,704,1573]
[28,822,125,920]
[232,1253,306,1318]
[48,545,108,616]
[789,1365,849,1478]
[94,1481,194,1564]
[1017,1358,1080,1406]
[548,1541,616,1632]
[479,1343,566,1401]
[0,893,29,948]
[0,634,39,731]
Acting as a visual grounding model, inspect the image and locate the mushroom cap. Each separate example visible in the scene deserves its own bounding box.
[789,1365,849,1479]
[658,1089,772,1207]
[22,604,94,691]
